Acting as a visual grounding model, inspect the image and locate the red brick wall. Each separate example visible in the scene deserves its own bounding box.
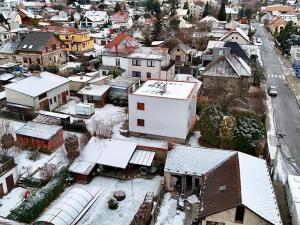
[16,128,63,153]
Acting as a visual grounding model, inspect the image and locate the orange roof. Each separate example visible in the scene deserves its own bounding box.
[269,16,287,27]
[240,17,249,25]
[266,4,294,13]
[42,26,80,34]
[105,32,135,49]
[110,12,129,22]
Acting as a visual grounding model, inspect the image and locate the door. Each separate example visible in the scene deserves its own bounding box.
[6,174,14,192]
[39,99,50,111]
[61,92,67,104]
[0,183,4,196]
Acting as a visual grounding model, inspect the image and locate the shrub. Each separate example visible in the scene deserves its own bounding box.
[233,113,264,155]
[64,135,79,162]
[198,104,224,146]
[219,116,236,149]
[8,167,69,223]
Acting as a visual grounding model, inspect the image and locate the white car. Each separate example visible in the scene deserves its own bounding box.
[255,37,262,46]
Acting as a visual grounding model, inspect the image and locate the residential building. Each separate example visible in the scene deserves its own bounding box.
[109,76,141,98]
[110,12,133,29]
[43,26,95,55]
[128,79,198,143]
[4,71,70,111]
[219,27,250,45]
[127,47,175,81]
[189,2,202,19]
[16,32,67,67]
[265,4,295,15]
[286,175,300,225]
[137,13,156,26]
[0,155,18,196]
[80,10,109,28]
[202,47,251,94]
[268,16,288,33]
[78,84,110,107]
[199,15,219,29]
[225,20,249,34]
[199,152,282,225]
[41,7,58,18]
[225,7,238,20]
[16,122,63,153]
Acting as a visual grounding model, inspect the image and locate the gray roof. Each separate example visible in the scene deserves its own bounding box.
[164,145,234,176]
[109,76,140,88]
[16,32,55,52]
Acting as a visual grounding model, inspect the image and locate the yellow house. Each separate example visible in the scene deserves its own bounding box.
[43,26,95,54]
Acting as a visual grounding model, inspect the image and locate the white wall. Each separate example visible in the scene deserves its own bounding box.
[5,88,35,107]
[102,55,128,71]
[222,33,249,45]
[128,91,196,140]
[0,167,18,194]
[47,83,70,111]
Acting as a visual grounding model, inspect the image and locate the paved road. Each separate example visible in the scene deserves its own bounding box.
[255,23,300,172]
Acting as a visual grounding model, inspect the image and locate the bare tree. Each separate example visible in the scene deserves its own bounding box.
[39,163,57,181]
[90,118,115,139]
[64,134,79,162]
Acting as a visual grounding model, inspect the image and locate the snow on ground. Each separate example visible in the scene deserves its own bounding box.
[12,146,68,178]
[56,97,81,115]
[266,96,277,161]
[0,187,27,217]
[188,131,201,148]
[155,192,185,225]
[77,176,162,225]
[60,62,81,71]
[0,118,25,137]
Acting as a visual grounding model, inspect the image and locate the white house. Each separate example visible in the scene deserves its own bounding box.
[5,71,70,111]
[219,27,250,45]
[80,11,109,28]
[128,79,198,143]
[0,155,18,196]
[286,175,300,225]
[110,12,133,29]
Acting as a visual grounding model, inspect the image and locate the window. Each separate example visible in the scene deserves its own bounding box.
[147,72,151,78]
[23,58,28,63]
[38,93,47,100]
[49,98,53,104]
[132,59,141,66]
[236,37,238,39]
[235,206,245,223]
[116,58,120,67]
[206,222,225,225]
[137,102,144,110]
[52,44,56,50]
[37,58,41,64]
[177,48,180,52]
[65,90,69,95]
[137,119,144,127]
[45,47,48,51]
[147,60,155,67]
[66,35,69,39]
[54,96,57,103]
[66,44,69,48]
[102,71,107,75]
[132,71,141,77]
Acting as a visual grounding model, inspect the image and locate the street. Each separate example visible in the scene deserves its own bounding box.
[255,23,300,174]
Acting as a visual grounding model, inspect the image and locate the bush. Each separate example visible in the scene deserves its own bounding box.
[43,66,59,74]
[219,116,236,149]
[8,167,69,223]
[108,94,128,107]
[64,135,79,162]
[233,113,264,155]
[198,104,224,147]
[107,197,118,209]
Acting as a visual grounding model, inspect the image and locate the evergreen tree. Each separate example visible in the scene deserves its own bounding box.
[183,1,189,9]
[153,0,161,14]
[218,2,226,21]
[169,16,180,29]
[144,33,152,46]
[114,2,122,12]
[202,1,209,17]
[170,0,177,16]
[151,13,163,40]
[227,12,231,22]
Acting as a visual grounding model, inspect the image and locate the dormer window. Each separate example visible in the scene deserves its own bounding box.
[22,45,27,49]
[28,45,33,49]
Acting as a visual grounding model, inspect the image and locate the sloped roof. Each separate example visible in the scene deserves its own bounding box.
[164,146,234,176]
[224,42,249,61]
[220,27,250,42]
[5,72,69,97]
[199,152,282,225]
[110,12,129,22]
[105,32,137,49]
[16,32,55,52]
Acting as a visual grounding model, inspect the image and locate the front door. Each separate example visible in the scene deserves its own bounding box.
[39,99,50,111]
[61,92,67,104]
[5,174,14,192]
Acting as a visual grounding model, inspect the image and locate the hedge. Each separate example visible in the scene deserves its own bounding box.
[8,167,69,223]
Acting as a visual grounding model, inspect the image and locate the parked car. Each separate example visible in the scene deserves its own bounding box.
[268,86,278,96]
[255,37,262,46]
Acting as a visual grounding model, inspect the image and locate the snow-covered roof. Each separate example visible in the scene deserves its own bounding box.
[200,15,219,23]
[164,145,234,176]
[16,121,62,140]
[0,91,6,100]
[132,80,197,100]
[110,76,140,89]
[128,47,168,60]
[78,84,110,97]
[69,161,95,175]
[220,27,250,42]
[38,110,70,119]
[68,75,92,83]
[287,175,300,219]
[36,185,102,225]
[0,73,14,81]
[129,150,155,167]
[50,15,68,21]
[71,137,137,169]
[83,10,108,22]
[238,152,282,225]
[5,72,69,97]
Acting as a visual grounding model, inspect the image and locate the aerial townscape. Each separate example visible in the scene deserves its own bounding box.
[1,0,300,224]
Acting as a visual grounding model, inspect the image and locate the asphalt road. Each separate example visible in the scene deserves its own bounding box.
[255,23,300,172]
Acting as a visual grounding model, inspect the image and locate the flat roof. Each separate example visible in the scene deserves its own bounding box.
[78,84,110,97]
[38,110,70,119]
[128,47,168,60]
[16,121,62,140]
[68,75,92,83]
[5,72,69,97]
[132,80,196,100]
[110,76,140,88]
[129,150,155,167]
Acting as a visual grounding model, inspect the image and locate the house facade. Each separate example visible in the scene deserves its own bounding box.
[219,28,250,45]
[0,156,18,196]
[128,80,198,143]
[5,72,70,111]
[16,32,67,67]
[80,10,109,28]
[110,12,133,29]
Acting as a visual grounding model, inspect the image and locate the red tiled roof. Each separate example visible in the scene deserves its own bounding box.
[240,17,249,24]
[110,12,129,22]
[42,26,79,34]
[105,32,134,49]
